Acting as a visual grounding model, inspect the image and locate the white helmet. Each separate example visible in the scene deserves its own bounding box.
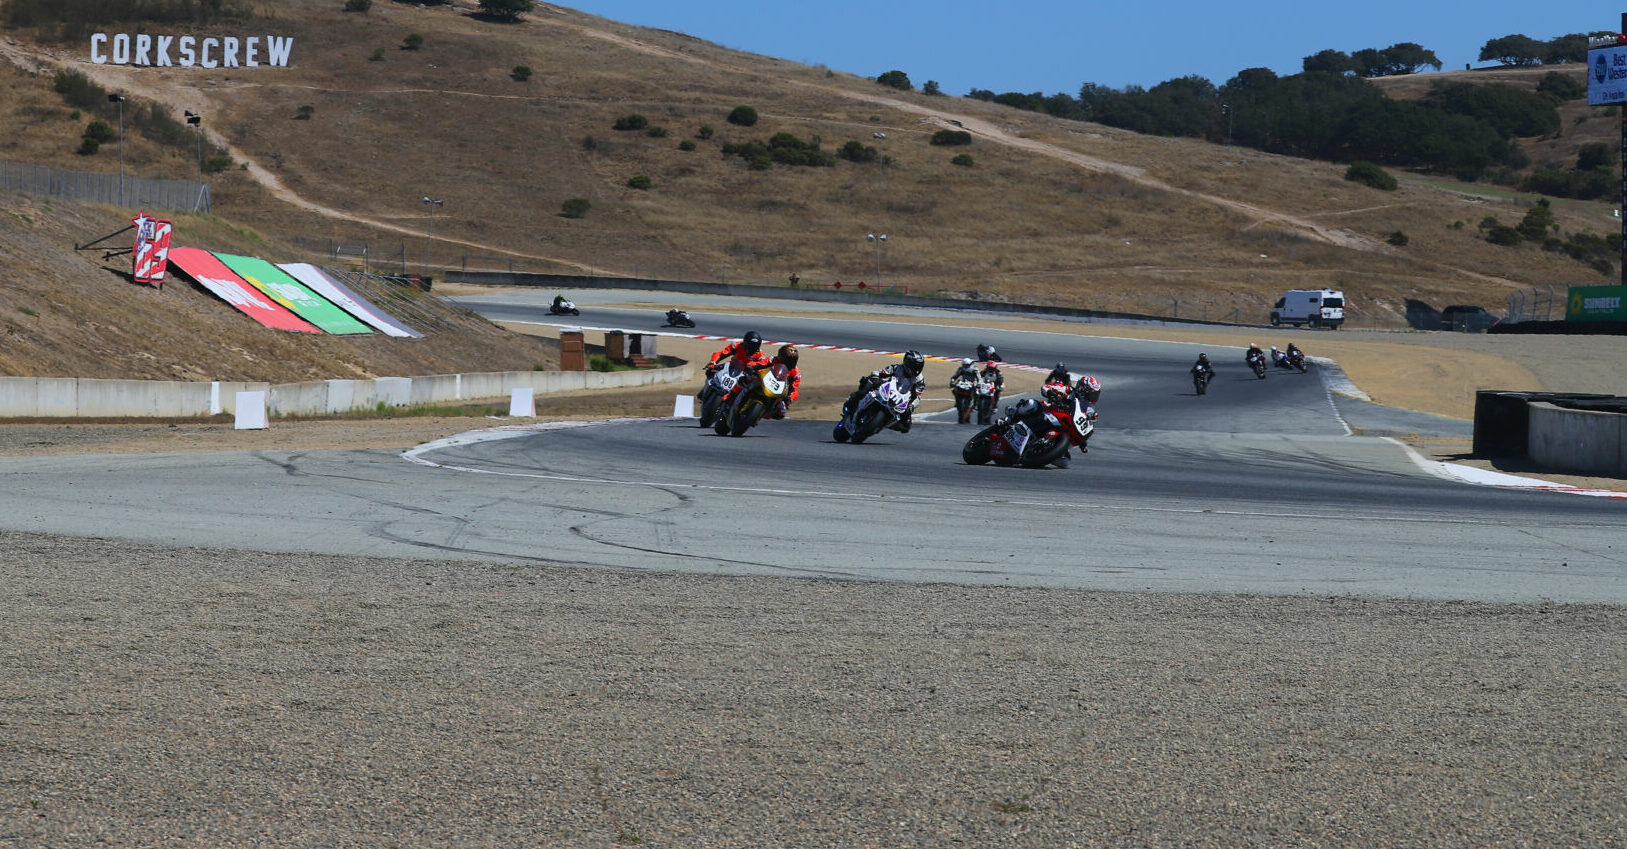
[961,358,973,366]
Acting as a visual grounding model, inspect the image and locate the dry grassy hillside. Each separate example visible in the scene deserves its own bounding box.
[1,0,1621,359]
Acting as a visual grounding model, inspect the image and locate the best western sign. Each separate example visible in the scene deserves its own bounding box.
[90,33,294,68]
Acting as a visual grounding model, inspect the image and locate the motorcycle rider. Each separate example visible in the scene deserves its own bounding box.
[1270,345,1290,369]
[1049,374,1103,467]
[976,343,1001,363]
[701,330,771,400]
[551,293,570,312]
[950,358,980,424]
[843,349,927,433]
[1192,352,1216,381]
[1245,342,1266,369]
[1042,363,1073,405]
[766,344,803,419]
[1286,342,1306,368]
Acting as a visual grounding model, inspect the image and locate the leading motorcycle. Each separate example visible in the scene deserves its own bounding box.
[833,375,916,444]
[715,362,791,437]
[1246,350,1267,379]
[548,299,580,316]
[664,308,696,328]
[963,394,1095,469]
[1192,364,1212,395]
[696,359,747,428]
[951,373,978,425]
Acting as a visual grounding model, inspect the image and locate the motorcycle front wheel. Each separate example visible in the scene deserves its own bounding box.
[962,425,998,465]
[699,393,723,428]
[729,399,765,437]
[1194,376,1207,395]
[850,406,889,444]
[1019,435,1069,468]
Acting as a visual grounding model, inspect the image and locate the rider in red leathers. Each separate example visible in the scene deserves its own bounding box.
[767,344,802,419]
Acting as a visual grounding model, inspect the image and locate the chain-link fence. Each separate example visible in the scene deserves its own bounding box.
[1506,285,1565,323]
[0,160,210,213]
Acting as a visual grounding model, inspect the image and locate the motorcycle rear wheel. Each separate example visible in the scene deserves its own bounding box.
[962,426,998,465]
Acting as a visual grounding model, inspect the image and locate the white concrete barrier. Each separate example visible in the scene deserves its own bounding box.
[0,362,692,420]
[1528,402,1627,476]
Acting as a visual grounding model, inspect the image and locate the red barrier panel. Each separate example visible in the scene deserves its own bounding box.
[169,247,320,333]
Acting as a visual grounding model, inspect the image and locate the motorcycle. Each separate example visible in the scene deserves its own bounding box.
[833,375,916,444]
[974,374,1001,426]
[548,299,580,316]
[664,309,696,328]
[1192,365,1212,395]
[715,362,791,437]
[963,394,1095,469]
[1273,350,1307,374]
[696,359,747,428]
[1246,352,1267,379]
[951,374,978,425]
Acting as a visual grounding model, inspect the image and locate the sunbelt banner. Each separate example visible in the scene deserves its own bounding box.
[1566,285,1627,321]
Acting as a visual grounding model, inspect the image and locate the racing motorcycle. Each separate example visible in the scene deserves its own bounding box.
[1192,364,1212,396]
[664,308,696,328]
[1286,347,1308,373]
[963,394,1095,469]
[715,362,791,437]
[696,359,747,428]
[833,375,916,444]
[974,373,1001,425]
[1246,351,1267,379]
[951,373,978,425]
[1272,348,1307,374]
[548,299,580,316]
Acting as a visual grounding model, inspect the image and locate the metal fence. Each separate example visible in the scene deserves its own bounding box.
[1506,285,1565,323]
[0,160,210,213]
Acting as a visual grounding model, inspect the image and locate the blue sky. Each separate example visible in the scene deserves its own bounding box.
[559,1,1616,95]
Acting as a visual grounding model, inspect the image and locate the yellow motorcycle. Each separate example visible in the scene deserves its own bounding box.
[715,362,793,437]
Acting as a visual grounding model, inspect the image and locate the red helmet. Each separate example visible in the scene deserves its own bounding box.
[1076,375,1101,403]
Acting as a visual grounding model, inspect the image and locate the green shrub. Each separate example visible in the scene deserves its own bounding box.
[678,139,696,151]
[1486,223,1522,246]
[52,69,106,112]
[951,153,974,167]
[645,125,667,138]
[204,154,233,173]
[930,129,972,146]
[1344,160,1397,191]
[722,133,834,168]
[343,0,371,11]
[560,197,590,218]
[876,70,912,91]
[697,125,714,140]
[511,65,532,82]
[627,174,652,189]
[837,140,877,162]
[1537,71,1585,101]
[369,47,385,61]
[82,119,114,144]
[295,104,314,120]
[612,114,648,131]
[402,32,424,50]
[727,105,758,127]
[1386,230,1408,246]
[75,137,100,155]
[923,80,942,96]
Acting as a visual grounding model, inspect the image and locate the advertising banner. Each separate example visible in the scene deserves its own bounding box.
[1588,45,1627,105]
[169,247,319,333]
[131,210,173,287]
[1566,285,1627,321]
[214,253,373,335]
[280,262,421,338]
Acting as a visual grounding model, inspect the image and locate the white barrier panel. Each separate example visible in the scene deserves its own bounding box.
[509,387,535,417]
[235,390,268,430]
[673,395,695,417]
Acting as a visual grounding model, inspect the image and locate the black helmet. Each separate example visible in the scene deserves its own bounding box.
[902,349,925,377]
[778,344,799,368]
[1198,352,1209,361]
[741,330,762,354]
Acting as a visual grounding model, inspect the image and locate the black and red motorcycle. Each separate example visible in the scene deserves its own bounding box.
[962,393,1096,469]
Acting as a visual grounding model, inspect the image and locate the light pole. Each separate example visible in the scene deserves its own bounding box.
[872,131,886,193]
[421,195,443,274]
[185,110,202,179]
[866,232,887,288]
[1221,103,1233,145]
[108,93,126,206]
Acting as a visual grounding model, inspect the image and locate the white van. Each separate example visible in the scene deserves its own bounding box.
[1270,289,1345,329]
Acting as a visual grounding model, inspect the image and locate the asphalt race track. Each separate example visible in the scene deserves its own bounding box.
[1,290,1621,604]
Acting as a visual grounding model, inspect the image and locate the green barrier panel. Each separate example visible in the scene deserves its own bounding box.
[1566,285,1627,322]
[214,252,373,335]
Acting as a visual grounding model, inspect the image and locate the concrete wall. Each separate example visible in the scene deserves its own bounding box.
[1528,402,1627,476]
[0,362,691,419]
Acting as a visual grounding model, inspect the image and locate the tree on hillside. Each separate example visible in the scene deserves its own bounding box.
[478,0,529,20]
[1378,43,1442,75]
[1480,34,1544,66]
[877,70,912,91]
[1544,33,1590,64]
[1302,49,1354,75]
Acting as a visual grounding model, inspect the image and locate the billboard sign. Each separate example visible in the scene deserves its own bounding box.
[1566,285,1627,321]
[1588,44,1627,105]
[90,33,293,68]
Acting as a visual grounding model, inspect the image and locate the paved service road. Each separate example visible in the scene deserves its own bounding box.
[0,290,1618,604]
